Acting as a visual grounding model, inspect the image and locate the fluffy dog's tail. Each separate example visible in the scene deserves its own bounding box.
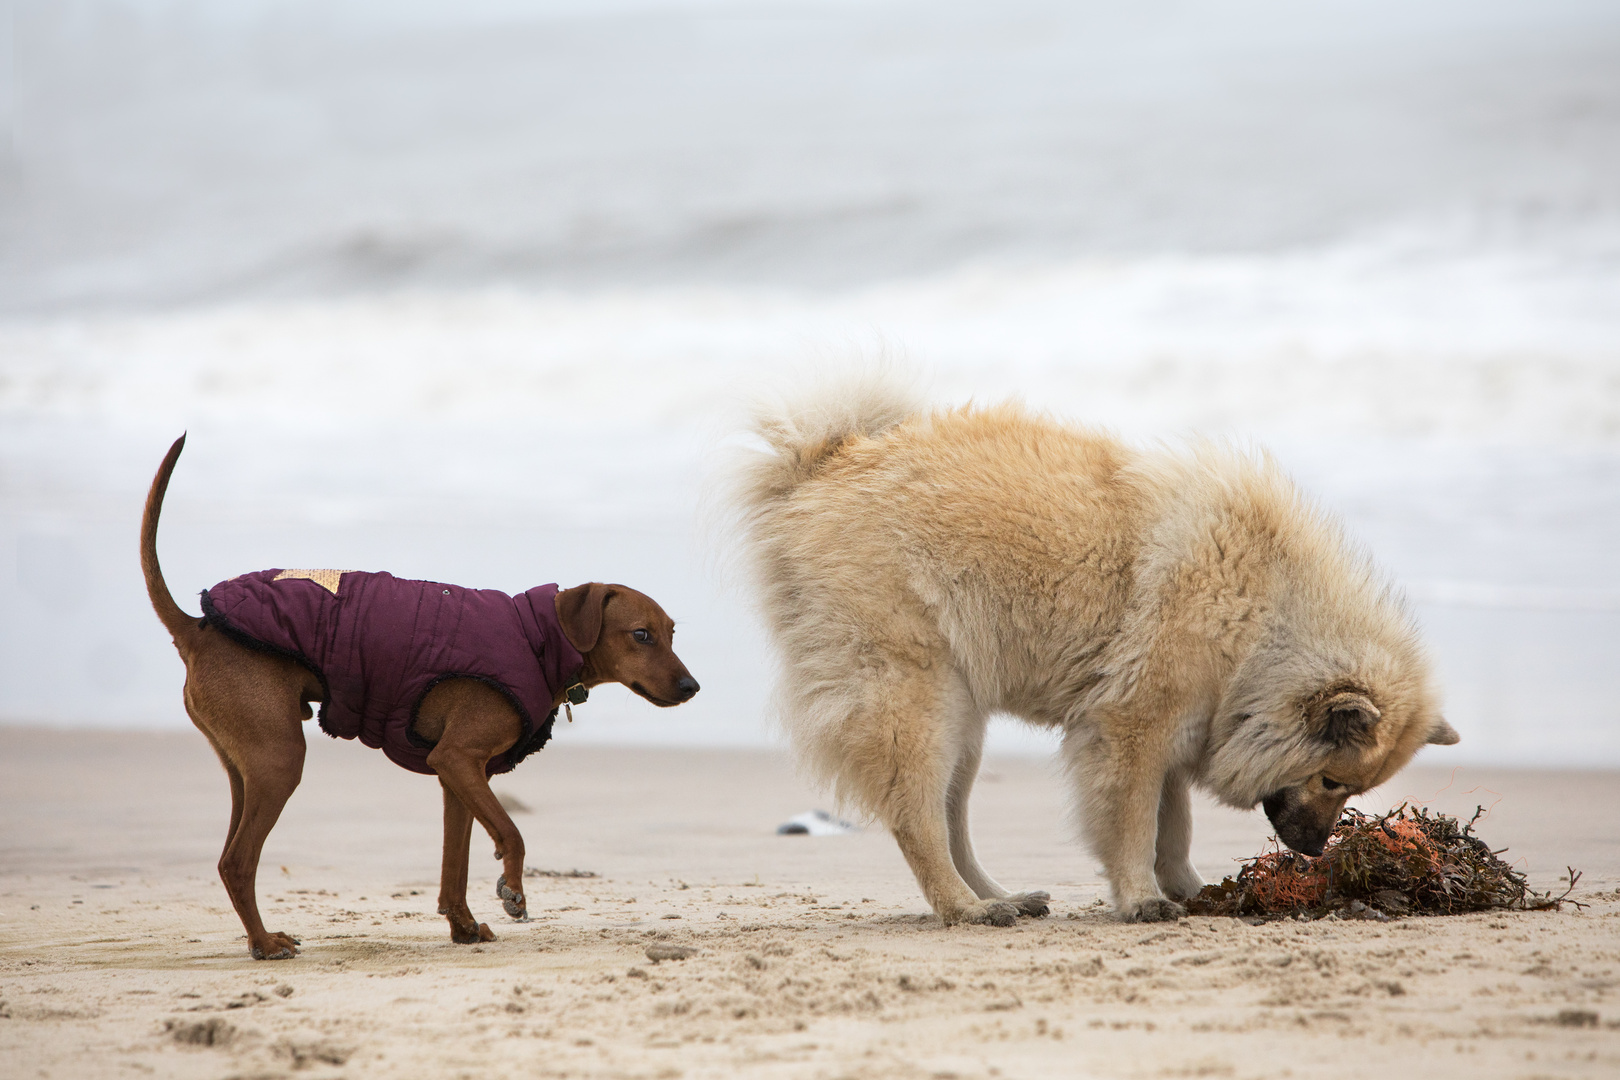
[721,368,928,805]
[734,368,926,513]
[141,434,203,657]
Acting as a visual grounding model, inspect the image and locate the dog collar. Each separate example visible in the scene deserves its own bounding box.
[562,680,588,722]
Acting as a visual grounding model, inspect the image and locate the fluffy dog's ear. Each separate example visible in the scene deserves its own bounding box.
[1427,717,1461,745]
[1309,690,1381,748]
[554,583,617,652]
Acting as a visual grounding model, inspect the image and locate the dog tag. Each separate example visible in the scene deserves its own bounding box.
[561,682,587,721]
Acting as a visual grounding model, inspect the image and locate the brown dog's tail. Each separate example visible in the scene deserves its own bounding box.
[141,434,202,655]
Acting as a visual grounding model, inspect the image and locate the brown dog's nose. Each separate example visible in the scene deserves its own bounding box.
[676,676,700,700]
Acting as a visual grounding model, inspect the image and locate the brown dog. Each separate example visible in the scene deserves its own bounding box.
[141,436,698,959]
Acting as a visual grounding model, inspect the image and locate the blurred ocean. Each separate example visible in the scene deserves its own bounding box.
[3,0,1618,763]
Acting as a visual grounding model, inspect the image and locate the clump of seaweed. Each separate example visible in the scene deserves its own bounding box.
[1186,804,1583,921]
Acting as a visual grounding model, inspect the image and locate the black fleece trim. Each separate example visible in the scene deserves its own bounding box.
[509,708,558,767]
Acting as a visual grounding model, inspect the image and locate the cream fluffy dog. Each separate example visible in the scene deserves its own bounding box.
[730,377,1458,924]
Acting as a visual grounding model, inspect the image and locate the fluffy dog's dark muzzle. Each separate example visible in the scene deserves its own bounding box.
[1262,788,1334,857]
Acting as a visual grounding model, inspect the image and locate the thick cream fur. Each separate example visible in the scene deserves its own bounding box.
[730,382,1449,924]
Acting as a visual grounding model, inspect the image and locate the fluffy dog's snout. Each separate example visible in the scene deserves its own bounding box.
[675,675,700,701]
[1262,787,1335,857]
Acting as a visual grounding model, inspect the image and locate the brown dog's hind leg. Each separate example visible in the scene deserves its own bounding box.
[190,711,247,855]
[208,718,306,958]
[184,646,312,960]
[224,760,305,959]
[438,782,495,943]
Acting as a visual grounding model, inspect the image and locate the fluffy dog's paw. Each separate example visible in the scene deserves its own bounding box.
[496,875,527,920]
[1157,862,1206,901]
[1120,896,1186,923]
[1007,891,1052,918]
[959,899,1020,927]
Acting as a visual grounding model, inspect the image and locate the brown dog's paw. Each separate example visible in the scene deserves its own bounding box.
[450,920,496,944]
[495,876,527,920]
[1008,891,1051,918]
[1121,897,1185,923]
[250,932,301,960]
[251,947,295,961]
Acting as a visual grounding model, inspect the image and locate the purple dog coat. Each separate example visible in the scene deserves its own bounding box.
[200,569,585,777]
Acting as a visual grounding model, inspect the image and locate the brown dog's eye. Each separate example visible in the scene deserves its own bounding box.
[1321,777,1344,791]
[632,629,652,644]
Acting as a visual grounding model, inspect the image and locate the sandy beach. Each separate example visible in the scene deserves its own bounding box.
[5,4,1618,1076]
[2,727,1616,1079]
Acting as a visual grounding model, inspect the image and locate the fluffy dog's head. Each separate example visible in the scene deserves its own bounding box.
[555,583,699,707]
[1255,685,1458,854]
[1205,630,1458,857]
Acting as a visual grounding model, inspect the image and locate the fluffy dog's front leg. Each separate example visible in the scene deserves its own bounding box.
[1070,729,1185,923]
[1154,772,1205,902]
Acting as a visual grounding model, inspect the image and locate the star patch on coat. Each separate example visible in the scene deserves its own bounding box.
[273,568,351,594]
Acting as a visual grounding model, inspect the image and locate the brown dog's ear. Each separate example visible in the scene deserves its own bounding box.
[1427,717,1461,745]
[554,583,617,652]
[1309,690,1382,748]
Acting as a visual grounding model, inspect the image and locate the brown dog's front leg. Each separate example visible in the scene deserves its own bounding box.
[438,782,494,944]
[419,679,530,940]
[430,752,528,925]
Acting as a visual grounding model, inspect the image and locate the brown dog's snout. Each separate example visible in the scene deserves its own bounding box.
[631,666,698,707]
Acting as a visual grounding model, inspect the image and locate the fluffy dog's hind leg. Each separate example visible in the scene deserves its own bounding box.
[1154,772,1205,901]
[944,724,1002,898]
[892,817,1019,928]
[849,668,1019,927]
[945,720,1049,917]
